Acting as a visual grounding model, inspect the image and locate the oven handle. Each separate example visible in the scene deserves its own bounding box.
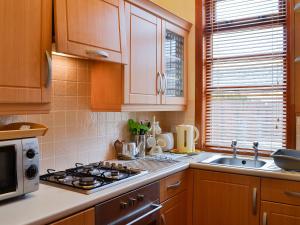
[126,204,162,225]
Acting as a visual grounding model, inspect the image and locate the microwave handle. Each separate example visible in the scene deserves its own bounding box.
[126,204,162,225]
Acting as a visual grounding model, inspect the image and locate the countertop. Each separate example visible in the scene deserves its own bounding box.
[1,152,300,225]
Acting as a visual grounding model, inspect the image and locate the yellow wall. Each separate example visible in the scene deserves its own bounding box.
[151,0,196,125]
[151,0,195,23]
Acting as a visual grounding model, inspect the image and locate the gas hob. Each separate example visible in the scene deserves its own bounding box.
[40,161,148,194]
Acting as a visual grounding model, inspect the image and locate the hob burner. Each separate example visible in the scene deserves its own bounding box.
[40,161,147,194]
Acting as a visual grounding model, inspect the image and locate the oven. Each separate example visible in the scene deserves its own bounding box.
[0,138,39,201]
[95,181,161,225]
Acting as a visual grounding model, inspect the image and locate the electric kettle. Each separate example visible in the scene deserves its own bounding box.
[176,125,199,153]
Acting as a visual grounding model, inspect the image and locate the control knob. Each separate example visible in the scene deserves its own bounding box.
[26,149,36,159]
[25,165,38,179]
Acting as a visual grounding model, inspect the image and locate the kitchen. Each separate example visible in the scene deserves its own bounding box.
[0,0,299,225]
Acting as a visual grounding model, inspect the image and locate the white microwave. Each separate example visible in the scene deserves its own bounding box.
[0,138,39,201]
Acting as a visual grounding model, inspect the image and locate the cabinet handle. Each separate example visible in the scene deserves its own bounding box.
[295,57,300,63]
[161,214,166,225]
[167,180,181,190]
[86,49,109,58]
[252,187,257,215]
[157,72,162,94]
[263,212,268,225]
[285,191,300,198]
[161,72,167,95]
[295,2,300,12]
[45,50,52,88]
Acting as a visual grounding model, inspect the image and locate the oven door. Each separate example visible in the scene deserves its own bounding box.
[0,140,23,201]
[96,202,162,225]
[124,203,162,225]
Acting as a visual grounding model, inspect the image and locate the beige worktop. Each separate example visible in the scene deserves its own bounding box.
[1,152,300,225]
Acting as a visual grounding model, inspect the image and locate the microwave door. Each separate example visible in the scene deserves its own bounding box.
[0,140,23,200]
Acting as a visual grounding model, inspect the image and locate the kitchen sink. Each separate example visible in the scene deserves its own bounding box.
[210,157,266,169]
[198,154,279,171]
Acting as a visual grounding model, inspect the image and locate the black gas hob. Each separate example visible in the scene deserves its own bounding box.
[40,161,148,194]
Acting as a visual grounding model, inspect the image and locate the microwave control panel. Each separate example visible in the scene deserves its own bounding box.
[22,138,40,193]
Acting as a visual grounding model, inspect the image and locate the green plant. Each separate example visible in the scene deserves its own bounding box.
[128,119,149,135]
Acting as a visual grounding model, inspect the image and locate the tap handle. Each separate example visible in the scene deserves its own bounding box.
[231,140,237,147]
[253,141,259,149]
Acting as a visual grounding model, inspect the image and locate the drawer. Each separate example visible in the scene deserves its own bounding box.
[261,178,300,206]
[160,170,189,202]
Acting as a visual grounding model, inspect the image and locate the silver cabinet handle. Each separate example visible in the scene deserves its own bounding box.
[263,212,268,225]
[161,72,167,95]
[295,2,300,12]
[45,50,52,88]
[167,180,181,190]
[285,191,300,198]
[161,214,166,225]
[252,187,257,215]
[295,57,300,63]
[157,72,162,94]
[86,49,109,58]
[126,204,162,225]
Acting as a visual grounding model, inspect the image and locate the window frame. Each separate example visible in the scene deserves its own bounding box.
[195,0,296,156]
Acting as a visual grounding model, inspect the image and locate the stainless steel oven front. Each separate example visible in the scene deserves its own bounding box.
[96,182,161,225]
[0,138,39,201]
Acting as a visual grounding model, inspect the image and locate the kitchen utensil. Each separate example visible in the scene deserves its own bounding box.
[134,134,146,158]
[148,138,166,156]
[176,125,199,153]
[146,135,156,149]
[114,140,140,160]
[271,149,300,171]
[157,132,174,151]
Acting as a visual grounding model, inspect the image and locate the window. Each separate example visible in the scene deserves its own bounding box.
[198,0,288,152]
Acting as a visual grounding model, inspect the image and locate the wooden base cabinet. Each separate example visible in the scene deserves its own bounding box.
[50,208,95,225]
[261,202,300,225]
[294,0,300,114]
[161,190,188,225]
[159,170,193,225]
[193,170,260,225]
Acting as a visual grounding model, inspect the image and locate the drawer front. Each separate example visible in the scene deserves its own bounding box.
[262,178,300,206]
[160,170,188,202]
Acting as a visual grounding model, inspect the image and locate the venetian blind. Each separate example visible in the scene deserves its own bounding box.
[204,0,288,151]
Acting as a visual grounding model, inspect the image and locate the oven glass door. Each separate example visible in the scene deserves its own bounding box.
[0,145,17,194]
[125,203,162,225]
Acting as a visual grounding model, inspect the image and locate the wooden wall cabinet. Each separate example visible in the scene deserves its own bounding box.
[0,0,52,115]
[193,170,260,225]
[54,0,127,64]
[160,170,193,225]
[50,208,95,225]
[90,0,191,112]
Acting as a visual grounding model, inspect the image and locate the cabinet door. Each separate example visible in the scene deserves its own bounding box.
[50,208,95,225]
[161,191,188,225]
[295,0,300,113]
[261,201,300,225]
[124,3,161,105]
[161,21,188,105]
[193,170,260,225]
[55,0,127,64]
[0,0,52,104]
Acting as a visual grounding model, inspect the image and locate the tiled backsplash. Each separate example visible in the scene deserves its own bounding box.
[0,55,161,174]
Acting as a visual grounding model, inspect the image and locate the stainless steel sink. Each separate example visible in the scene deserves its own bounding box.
[210,157,266,169]
[199,153,280,171]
